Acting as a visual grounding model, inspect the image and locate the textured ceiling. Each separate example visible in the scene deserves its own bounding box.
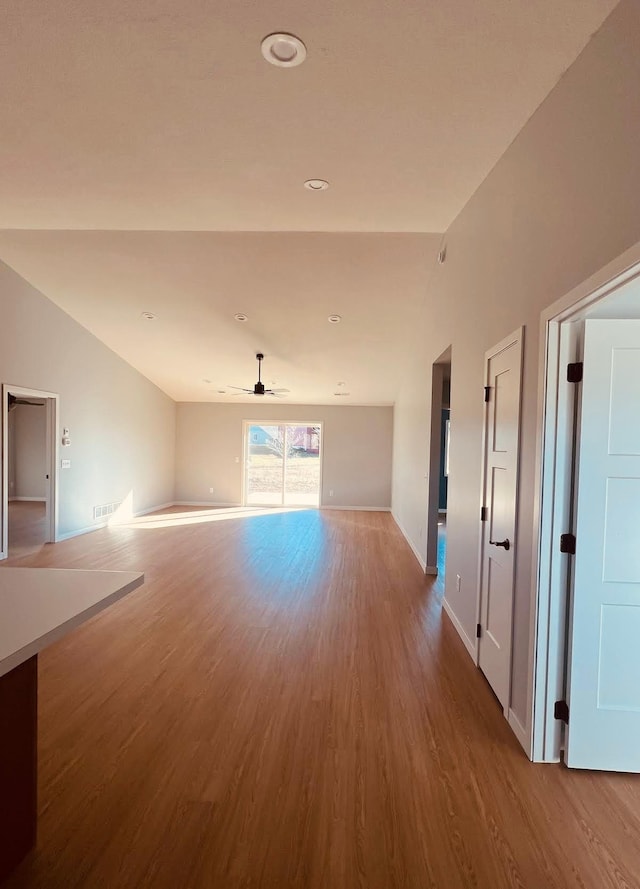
[0,231,440,404]
[0,0,617,233]
[0,0,619,403]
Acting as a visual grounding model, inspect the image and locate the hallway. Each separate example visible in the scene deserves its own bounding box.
[2,508,639,889]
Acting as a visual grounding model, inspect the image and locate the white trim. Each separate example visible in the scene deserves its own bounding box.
[133,501,178,516]
[391,510,427,571]
[1,385,59,559]
[476,327,525,704]
[57,523,108,541]
[54,502,179,541]
[530,239,640,764]
[442,598,477,660]
[10,497,47,502]
[508,709,530,755]
[173,500,243,508]
[322,505,391,512]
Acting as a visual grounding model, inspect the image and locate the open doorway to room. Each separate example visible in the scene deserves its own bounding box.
[243,422,322,507]
[426,348,451,578]
[1,385,58,560]
[533,253,640,771]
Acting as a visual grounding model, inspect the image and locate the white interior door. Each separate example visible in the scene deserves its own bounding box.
[478,329,523,709]
[565,319,640,771]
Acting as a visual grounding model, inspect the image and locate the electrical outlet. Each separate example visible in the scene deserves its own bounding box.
[456,574,461,593]
[329,489,334,497]
[209,487,214,494]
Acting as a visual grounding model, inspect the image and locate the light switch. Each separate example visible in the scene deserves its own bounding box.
[61,459,71,469]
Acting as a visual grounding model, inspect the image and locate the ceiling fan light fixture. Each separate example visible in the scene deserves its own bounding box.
[328,314,342,323]
[304,179,329,191]
[261,33,307,68]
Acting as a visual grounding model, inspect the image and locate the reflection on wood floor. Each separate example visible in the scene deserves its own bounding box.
[2,507,639,889]
[7,500,47,559]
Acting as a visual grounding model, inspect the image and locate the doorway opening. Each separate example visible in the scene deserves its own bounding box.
[532,251,640,771]
[1,385,59,560]
[426,348,451,578]
[243,422,322,507]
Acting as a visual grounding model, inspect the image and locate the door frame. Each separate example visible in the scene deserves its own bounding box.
[530,243,640,762]
[1,384,59,560]
[241,420,324,508]
[475,326,524,716]
[426,347,451,575]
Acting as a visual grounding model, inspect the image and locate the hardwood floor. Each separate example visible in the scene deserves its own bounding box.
[2,507,640,888]
[7,501,48,560]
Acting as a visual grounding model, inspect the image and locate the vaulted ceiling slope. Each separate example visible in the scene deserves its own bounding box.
[0,1,619,404]
[0,232,441,404]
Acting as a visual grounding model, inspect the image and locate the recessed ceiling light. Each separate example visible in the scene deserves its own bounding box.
[141,311,156,321]
[304,179,329,191]
[328,314,342,323]
[261,33,307,68]
[234,312,248,322]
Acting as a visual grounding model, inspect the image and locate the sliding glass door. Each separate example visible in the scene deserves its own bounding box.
[244,423,321,507]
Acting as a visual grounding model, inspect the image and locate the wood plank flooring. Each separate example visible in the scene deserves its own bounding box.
[7,502,47,560]
[1,507,640,889]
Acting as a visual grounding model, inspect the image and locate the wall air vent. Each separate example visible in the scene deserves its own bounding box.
[93,502,122,521]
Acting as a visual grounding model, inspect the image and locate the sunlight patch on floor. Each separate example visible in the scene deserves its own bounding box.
[113,505,314,530]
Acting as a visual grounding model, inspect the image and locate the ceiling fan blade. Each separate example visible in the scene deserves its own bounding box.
[267,392,287,398]
[267,388,290,394]
[227,386,253,393]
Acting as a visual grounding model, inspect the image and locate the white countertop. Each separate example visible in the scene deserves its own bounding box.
[0,567,144,678]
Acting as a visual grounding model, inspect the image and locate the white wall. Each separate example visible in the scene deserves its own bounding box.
[392,0,640,738]
[0,261,176,538]
[12,403,46,499]
[176,403,393,509]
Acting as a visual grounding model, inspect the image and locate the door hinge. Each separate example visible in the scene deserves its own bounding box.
[476,623,482,639]
[484,386,491,403]
[554,700,569,723]
[567,362,583,383]
[560,533,576,555]
[480,506,488,522]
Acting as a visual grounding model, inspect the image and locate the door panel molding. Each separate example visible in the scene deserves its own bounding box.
[476,327,524,714]
[531,242,640,764]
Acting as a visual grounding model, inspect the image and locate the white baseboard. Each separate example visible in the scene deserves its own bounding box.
[56,501,178,541]
[391,511,427,571]
[508,709,531,759]
[442,597,477,660]
[57,522,107,542]
[11,496,46,502]
[172,501,241,508]
[133,501,176,517]
[321,505,391,512]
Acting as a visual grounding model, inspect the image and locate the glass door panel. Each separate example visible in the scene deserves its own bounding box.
[284,425,321,506]
[245,424,284,506]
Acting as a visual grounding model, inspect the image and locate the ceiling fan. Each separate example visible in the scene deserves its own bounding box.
[228,353,289,398]
[8,394,44,412]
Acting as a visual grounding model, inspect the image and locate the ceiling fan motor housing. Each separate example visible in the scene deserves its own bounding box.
[255,382,265,395]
